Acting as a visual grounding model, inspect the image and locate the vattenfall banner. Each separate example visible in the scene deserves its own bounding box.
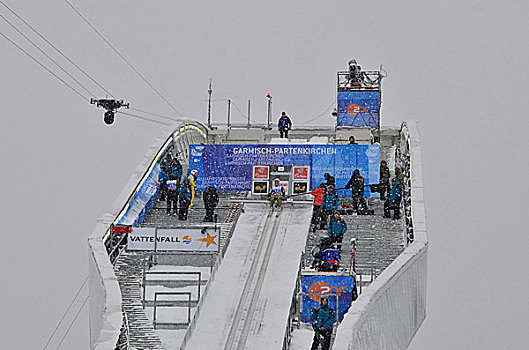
[127,227,219,252]
[337,91,380,127]
[189,144,379,196]
[301,274,354,323]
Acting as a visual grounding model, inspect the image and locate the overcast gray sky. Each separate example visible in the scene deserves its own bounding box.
[1,1,528,349]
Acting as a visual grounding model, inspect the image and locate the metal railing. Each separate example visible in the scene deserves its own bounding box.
[282,256,303,349]
[108,232,129,267]
[141,269,202,309]
[396,123,414,244]
[115,309,130,350]
[220,202,244,256]
[153,292,192,330]
[337,70,384,91]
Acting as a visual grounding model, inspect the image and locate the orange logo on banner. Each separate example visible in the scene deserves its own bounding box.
[253,166,269,180]
[293,167,308,180]
[347,104,369,115]
[308,281,348,302]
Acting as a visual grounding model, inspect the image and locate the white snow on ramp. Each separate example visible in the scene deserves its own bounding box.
[183,203,312,349]
[242,205,312,350]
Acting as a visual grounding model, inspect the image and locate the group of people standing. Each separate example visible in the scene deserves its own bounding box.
[310,161,403,233]
[159,156,193,220]
[158,155,219,222]
[308,161,404,350]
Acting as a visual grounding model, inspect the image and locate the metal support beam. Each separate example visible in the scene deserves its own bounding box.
[247,99,251,128]
[207,79,212,128]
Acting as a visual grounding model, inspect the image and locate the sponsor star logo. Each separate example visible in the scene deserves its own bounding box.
[197,232,218,248]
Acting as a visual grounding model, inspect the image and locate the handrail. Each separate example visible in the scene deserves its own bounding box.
[282,255,303,349]
[398,122,414,244]
[153,292,192,329]
[142,269,202,309]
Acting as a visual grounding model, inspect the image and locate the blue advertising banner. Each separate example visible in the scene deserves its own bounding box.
[188,144,380,196]
[118,163,160,227]
[337,91,380,127]
[301,274,354,323]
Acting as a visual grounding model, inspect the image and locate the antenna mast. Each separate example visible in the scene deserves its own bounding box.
[207,78,212,128]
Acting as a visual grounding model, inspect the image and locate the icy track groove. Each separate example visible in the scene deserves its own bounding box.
[182,203,312,350]
[225,211,285,350]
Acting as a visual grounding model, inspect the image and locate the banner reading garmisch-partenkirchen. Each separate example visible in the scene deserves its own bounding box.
[337,91,380,127]
[189,144,380,197]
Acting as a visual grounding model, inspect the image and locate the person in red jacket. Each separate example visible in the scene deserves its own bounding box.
[310,183,326,232]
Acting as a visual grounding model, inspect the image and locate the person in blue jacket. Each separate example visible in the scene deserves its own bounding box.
[384,177,402,219]
[313,248,340,272]
[310,296,335,350]
[177,179,192,220]
[278,111,292,138]
[319,186,339,229]
[158,164,169,201]
[327,212,347,248]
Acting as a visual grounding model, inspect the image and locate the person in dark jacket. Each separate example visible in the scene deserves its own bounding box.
[177,179,192,220]
[327,213,347,248]
[348,135,357,145]
[384,177,402,219]
[166,174,179,216]
[323,173,335,188]
[379,160,390,200]
[202,184,219,222]
[158,164,170,201]
[170,157,183,183]
[320,186,339,229]
[310,297,335,350]
[345,169,368,211]
[278,111,292,138]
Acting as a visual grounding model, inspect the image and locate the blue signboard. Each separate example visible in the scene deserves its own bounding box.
[118,163,160,227]
[337,91,380,127]
[188,144,379,196]
[301,274,354,323]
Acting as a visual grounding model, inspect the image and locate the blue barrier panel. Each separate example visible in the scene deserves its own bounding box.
[189,144,379,196]
[301,274,354,323]
[337,91,380,127]
[118,163,160,226]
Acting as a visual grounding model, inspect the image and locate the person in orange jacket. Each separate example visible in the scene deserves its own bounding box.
[310,183,326,232]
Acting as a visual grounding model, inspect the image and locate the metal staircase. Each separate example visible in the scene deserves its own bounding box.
[112,189,244,349]
[114,252,165,350]
[303,198,405,288]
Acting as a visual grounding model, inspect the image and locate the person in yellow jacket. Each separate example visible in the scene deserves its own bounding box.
[188,169,198,209]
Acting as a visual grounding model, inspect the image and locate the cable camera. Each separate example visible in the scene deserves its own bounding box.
[90,98,129,125]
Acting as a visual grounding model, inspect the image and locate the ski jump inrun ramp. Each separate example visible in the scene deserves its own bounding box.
[182,203,312,350]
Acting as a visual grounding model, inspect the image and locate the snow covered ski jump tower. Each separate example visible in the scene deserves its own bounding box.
[88,60,427,350]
